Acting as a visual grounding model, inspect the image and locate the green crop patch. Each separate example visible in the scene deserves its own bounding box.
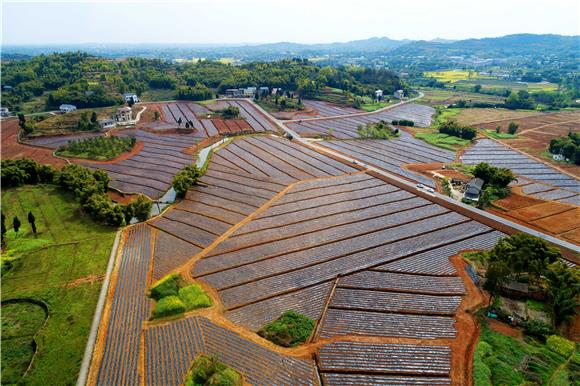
[257,310,315,347]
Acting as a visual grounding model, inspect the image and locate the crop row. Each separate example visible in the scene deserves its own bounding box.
[318,341,451,375]
[218,197,431,254]
[144,317,206,386]
[238,190,416,234]
[338,270,465,295]
[96,224,152,386]
[462,139,579,193]
[300,100,360,117]
[376,230,505,276]
[319,308,456,339]
[152,230,201,281]
[224,100,277,132]
[143,316,319,386]
[330,287,462,315]
[286,103,436,138]
[321,374,451,385]
[224,280,334,331]
[211,220,490,310]
[196,206,453,280]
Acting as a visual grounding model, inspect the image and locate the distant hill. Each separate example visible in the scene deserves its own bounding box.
[392,34,580,57]
[2,34,578,60]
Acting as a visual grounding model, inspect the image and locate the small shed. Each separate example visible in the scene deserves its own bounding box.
[98,118,116,129]
[123,93,140,103]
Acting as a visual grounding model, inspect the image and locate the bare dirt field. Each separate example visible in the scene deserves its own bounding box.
[1,118,66,167]
[454,108,543,126]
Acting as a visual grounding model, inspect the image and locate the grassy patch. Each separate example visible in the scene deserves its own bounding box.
[474,317,579,385]
[183,355,242,386]
[257,310,314,347]
[140,88,176,102]
[32,106,119,136]
[485,129,519,140]
[527,299,547,312]
[415,131,470,150]
[1,185,116,385]
[56,136,136,160]
[149,274,211,319]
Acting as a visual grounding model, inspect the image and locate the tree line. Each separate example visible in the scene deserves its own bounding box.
[1,53,406,112]
[1,158,151,226]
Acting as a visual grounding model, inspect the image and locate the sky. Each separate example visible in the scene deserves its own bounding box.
[2,0,579,45]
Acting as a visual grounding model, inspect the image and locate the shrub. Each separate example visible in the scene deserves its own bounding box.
[257,310,314,347]
[184,355,242,386]
[179,284,212,310]
[357,120,399,139]
[521,320,554,341]
[150,273,181,300]
[546,335,575,358]
[439,120,477,140]
[172,165,201,198]
[1,158,56,187]
[153,295,186,318]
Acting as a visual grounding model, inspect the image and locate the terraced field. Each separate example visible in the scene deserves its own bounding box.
[321,131,455,187]
[80,129,199,199]
[90,134,559,386]
[286,103,435,138]
[461,139,579,198]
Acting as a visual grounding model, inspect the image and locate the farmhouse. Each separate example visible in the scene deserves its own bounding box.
[115,107,133,125]
[123,93,140,103]
[375,89,383,100]
[0,107,10,117]
[225,89,243,98]
[464,177,484,201]
[98,118,116,129]
[393,89,405,99]
[59,104,77,113]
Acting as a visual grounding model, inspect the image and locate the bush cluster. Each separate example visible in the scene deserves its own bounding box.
[149,274,211,319]
[257,310,314,347]
[183,355,242,386]
[438,120,477,140]
[471,162,517,207]
[2,158,151,226]
[1,159,55,187]
[57,136,136,160]
[176,83,214,101]
[172,165,201,198]
[549,131,580,165]
[356,120,399,139]
[391,119,414,126]
[215,106,240,119]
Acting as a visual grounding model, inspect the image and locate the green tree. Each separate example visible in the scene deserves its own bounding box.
[90,111,98,123]
[507,121,518,135]
[12,216,21,234]
[1,213,6,245]
[483,260,510,306]
[153,111,160,121]
[27,211,37,235]
[545,262,579,326]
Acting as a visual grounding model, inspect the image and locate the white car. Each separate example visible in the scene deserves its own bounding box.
[416,183,425,189]
[426,187,435,194]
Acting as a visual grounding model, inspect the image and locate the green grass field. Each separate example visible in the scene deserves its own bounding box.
[415,131,470,151]
[455,79,558,93]
[474,318,579,386]
[139,88,177,102]
[1,185,116,385]
[417,87,506,107]
[484,129,519,140]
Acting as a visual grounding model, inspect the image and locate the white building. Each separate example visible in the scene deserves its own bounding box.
[243,87,257,97]
[123,93,140,103]
[375,89,383,100]
[552,154,565,162]
[393,90,405,99]
[59,104,77,113]
[0,107,10,117]
[115,107,133,125]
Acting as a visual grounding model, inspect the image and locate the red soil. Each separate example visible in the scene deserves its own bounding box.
[486,318,523,339]
[1,118,66,167]
[107,190,139,204]
[493,192,546,211]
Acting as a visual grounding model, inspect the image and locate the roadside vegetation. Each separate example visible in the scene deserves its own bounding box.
[357,120,400,139]
[470,162,517,208]
[1,184,117,385]
[56,136,136,160]
[183,355,242,386]
[256,93,304,112]
[257,310,314,347]
[149,273,211,319]
[172,165,201,198]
